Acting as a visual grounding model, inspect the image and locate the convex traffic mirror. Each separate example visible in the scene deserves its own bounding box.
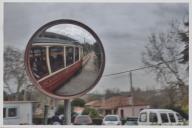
[25,20,105,99]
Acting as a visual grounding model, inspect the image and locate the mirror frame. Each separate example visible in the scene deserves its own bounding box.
[24,19,105,99]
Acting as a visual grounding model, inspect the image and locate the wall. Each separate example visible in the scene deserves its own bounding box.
[3,102,33,125]
[117,105,149,118]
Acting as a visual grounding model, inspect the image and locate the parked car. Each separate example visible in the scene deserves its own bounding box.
[124,117,138,125]
[74,115,92,125]
[102,115,121,125]
[138,109,185,125]
[71,112,79,123]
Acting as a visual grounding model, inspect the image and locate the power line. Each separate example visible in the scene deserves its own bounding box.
[103,58,182,77]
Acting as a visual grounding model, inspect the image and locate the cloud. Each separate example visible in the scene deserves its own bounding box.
[4,3,188,93]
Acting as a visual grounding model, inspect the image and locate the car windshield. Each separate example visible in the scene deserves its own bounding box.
[105,116,118,121]
[176,113,184,122]
[127,118,138,121]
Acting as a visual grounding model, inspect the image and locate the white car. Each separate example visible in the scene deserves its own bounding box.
[102,115,121,125]
[137,109,185,125]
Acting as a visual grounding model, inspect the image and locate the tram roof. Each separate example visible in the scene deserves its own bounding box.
[32,32,81,46]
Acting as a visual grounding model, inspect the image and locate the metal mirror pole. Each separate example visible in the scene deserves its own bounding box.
[64,99,71,125]
[44,105,49,125]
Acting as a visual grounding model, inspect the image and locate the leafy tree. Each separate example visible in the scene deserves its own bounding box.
[82,107,100,118]
[82,43,92,55]
[71,98,85,107]
[55,104,64,115]
[165,106,188,120]
[93,42,102,68]
[104,88,121,99]
[55,104,79,122]
[4,91,8,100]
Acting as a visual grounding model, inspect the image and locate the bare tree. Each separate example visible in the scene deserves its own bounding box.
[4,46,28,100]
[178,19,189,64]
[142,21,187,89]
[104,88,121,99]
[164,83,177,106]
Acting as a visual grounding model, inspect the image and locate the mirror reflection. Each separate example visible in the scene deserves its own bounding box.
[27,23,104,97]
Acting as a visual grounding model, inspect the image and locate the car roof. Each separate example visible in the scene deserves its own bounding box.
[140,109,176,113]
[104,115,120,117]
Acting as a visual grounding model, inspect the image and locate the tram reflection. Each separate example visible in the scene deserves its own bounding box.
[26,22,104,97]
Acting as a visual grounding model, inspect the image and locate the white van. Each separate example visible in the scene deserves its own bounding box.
[137,109,184,125]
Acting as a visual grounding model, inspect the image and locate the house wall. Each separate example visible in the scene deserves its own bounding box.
[117,105,149,118]
[4,102,33,125]
[73,106,84,114]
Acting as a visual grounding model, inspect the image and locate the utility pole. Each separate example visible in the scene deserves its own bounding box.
[129,71,135,117]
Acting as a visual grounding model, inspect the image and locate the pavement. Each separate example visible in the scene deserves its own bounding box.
[55,51,100,96]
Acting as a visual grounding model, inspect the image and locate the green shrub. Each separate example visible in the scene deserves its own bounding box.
[33,117,44,125]
[121,118,127,125]
[82,107,100,118]
[92,118,103,125]
[71,98,85,107]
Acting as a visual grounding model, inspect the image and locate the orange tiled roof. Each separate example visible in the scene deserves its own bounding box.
[86,96,148,109]
[85,100,101,107]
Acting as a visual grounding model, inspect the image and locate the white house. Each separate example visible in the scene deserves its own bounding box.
[3,101,37,125]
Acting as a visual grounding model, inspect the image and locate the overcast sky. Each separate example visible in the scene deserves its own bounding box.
[47,24,96,44]
[4,3,188,94]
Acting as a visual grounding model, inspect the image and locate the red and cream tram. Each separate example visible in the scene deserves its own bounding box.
[29,38,83,93]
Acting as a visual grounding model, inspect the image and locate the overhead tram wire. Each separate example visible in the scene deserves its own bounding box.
[103,58,182,77]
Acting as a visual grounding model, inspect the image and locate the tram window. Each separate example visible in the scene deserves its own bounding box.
[66,47,74,66]
[75,47,79,61]
[30,46,49,80]
[49,46,64,72]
